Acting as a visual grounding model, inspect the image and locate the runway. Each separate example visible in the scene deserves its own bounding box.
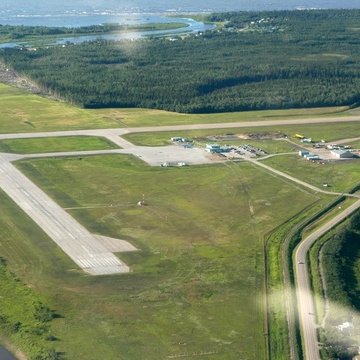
[0,153,136,275]
[0,114,358,277]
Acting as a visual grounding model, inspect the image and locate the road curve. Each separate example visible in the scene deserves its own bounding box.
[294,199,360,360]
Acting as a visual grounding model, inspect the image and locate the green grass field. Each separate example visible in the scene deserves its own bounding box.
[0,155,319,360]
[0,136,118,154]
[347,139,360,149]
[94,105,351,128]
[263,155,360,193]
[124,122,360,147]
[0,84,123,133]
[0,81,359,359]
[0,83,354,134]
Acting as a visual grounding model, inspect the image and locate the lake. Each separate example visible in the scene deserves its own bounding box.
[1,0,360,28]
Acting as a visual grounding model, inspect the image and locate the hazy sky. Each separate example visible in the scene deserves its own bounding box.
[1,0,360,14]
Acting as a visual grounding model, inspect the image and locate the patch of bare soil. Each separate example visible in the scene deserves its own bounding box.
[243,131,287,140]
[207,131,287,141]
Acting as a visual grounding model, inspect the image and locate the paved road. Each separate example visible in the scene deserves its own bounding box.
[294,199,360,360]
[0,154,133,275]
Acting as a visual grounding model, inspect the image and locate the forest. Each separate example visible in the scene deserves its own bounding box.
[1,9,360,113]
[320,211,360,359]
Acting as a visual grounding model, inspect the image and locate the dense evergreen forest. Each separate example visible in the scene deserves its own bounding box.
[2,10,360,113]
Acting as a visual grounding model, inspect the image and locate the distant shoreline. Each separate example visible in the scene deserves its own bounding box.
[0,12,208,28]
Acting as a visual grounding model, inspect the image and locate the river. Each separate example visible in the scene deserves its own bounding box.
[0,16,214,48]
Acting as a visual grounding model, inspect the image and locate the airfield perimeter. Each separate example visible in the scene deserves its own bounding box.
[1,116,360,275]
[0,110,359,360]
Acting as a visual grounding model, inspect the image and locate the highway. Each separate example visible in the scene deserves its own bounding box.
[294,199,360,360]
[0,153,136,275]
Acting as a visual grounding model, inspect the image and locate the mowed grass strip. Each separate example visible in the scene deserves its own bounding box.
[124,122,360,147]
[94,105,350,128]
[8,155,319,360]
[0,136,119,154]
[0,83,353,134]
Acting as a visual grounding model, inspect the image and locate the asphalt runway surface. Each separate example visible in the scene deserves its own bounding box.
[0,153,133,275]
[0,114,359,140]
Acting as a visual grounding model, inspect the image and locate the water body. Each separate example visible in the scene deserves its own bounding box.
[55,18,214,45]
[0,16,214,48]
[1,0,360,20]
[1,0,360,28]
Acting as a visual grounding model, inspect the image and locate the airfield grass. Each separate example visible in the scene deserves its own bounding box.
[0,84,123,133]
[0,154,318,360]
[263,155,360,193]
[94,105,350,128]
[124,122,360,147]
[0,83,354,134]
[0,136,118,154]
[347,139,360,149]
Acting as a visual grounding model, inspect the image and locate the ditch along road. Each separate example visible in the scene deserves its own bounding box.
[247,156,360,360]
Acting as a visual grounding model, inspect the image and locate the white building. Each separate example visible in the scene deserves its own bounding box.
[331,150,354,159]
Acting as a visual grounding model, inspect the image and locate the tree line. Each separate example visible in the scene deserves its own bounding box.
[2,9,360,113]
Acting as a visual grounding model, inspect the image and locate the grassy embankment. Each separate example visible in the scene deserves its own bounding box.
[0,136,118,154]
[265,196,336,360]
[0,154,319,359]
[0,83,353,134]
[266,189,360,360]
